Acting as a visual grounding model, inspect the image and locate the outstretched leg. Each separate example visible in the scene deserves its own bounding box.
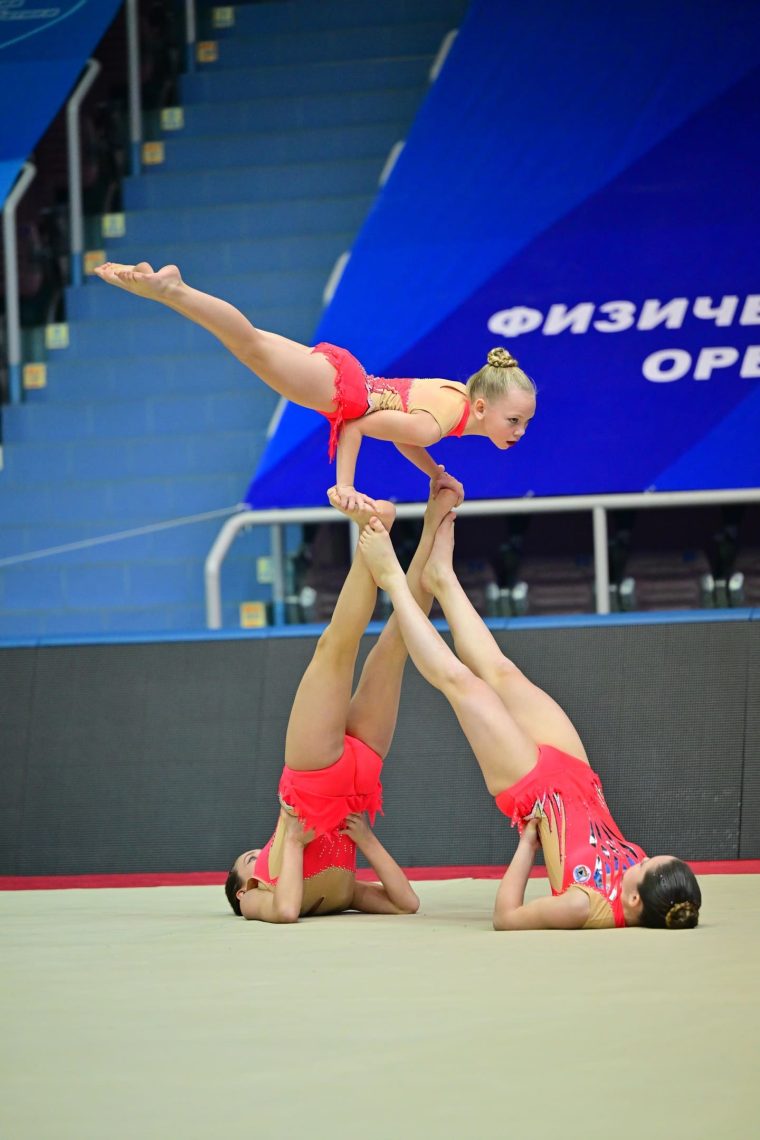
[344,480,460,757]
[93,262,337,411]
[422,518,588,762]
[359,518,537,796]
[283,500,396,773]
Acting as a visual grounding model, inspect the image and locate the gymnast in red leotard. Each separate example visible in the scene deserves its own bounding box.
[358,512,702,932]
[224,478,460,923]
[92,261,536,513]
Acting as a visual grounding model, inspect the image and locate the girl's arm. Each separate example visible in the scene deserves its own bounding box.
[395,445,465,504]
[394,440,447,480]
[492,821,589,931]
[341,814,420,915]
[239,819,314,923]
[334,411,443,510]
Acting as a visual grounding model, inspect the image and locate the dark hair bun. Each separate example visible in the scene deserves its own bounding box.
[487,346,518,369]
[665,900,699,929]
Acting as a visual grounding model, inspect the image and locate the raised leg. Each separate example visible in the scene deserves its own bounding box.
[422,519,588,762]
[283,500,396,772]
[93,262,337,411]
[345,482,460,757]
[358,518,537,795]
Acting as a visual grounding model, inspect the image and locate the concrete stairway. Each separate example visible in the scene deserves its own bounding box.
[0,0,468,637]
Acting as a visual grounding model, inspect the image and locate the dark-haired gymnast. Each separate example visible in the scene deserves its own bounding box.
[225,479,459,922]
[358,513,701,931]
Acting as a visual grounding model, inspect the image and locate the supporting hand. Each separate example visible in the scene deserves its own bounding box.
[285,813,315,846]
[339,812,372,844]
[328,484,378,513]
[519,818,541,851]
[431,466,464,505]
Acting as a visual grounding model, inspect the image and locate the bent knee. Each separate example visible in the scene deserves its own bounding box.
[238,328,273,370]
[439,660,479,700]
[314,624,359,662]
[484,657,525,688]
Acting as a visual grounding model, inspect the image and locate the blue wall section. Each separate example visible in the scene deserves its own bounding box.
[0,0,122,204]
[249,0,760,507]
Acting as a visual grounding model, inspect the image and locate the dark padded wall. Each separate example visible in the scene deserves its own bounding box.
[740,629,760,857]
[1,621,757,875]
[0,649,36,873]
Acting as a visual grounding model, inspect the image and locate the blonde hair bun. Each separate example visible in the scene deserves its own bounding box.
[487,346,519,369]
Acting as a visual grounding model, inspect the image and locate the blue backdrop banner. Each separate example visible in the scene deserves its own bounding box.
[0,0,122,205]
[247,0,760,508]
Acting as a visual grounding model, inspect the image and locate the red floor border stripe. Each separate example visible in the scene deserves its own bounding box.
[1,860,759,891]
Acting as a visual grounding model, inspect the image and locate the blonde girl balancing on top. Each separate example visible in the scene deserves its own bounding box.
[93,262,536,511]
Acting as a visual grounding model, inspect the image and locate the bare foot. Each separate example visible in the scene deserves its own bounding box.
[93,261,182,301]
[327,489,396,531]
[423,486,459,533]
[358,517,405,590]
[420,511,457,596]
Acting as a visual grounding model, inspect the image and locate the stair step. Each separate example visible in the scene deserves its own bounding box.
[23,351,276,396]
[38,303,322,359]
[180,55,432,103]
[163,87,425,138]
[0,518,267,563]
[123,157,382,212]
[3,427,268,479]
[206,0,468,37]
[0,554,267,615]
[0,471,247,524]
[24,355,268,402]
[67,268,327,321]
[152,122,404,171]
[103,194,373,245]
[0,597,262,638]
[200,21,455,69]
[2,389,280,442]
[94,232,353,277]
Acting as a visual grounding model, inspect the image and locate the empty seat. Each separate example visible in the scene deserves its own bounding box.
[511,554,595,616]
[621,549,712,611]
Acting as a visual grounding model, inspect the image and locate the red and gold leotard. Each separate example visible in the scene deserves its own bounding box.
[252,816,357,917]
[249,734,384,916]
[311,341,470,458]
[496,745,647,928]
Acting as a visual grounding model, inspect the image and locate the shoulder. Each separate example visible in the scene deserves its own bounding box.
[413,379,467,396]
[440,380,468,395]
[553,886,592,924]
[410,377,466,391]
[571,885,617,930]
[408,380,468,435]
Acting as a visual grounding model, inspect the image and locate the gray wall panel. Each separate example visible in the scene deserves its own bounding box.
[0,648,36,873]
[1,621,757,876]
[739,625,760,857]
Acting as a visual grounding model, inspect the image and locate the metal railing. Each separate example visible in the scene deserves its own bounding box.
[1,0,200,398]
[67,59,102,287]
[126,0,142,174]
[2,162,37,404]
[204,487,760,629]
[185,0,197,72]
